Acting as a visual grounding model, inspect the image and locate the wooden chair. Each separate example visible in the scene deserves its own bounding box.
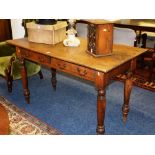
[0,42,43,92]
[138,32,155,81]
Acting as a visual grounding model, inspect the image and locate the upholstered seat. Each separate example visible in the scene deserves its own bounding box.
[0,42,15,56]
[140,32,155,48]
[0,42,43,92]
[0,55,41,80]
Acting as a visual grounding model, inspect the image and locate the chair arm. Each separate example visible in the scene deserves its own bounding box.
[4,56,16,78]
[0,42,15,57]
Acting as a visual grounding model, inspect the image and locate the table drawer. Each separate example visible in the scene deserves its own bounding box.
[51,58,95,81]
[20,48,51,66]
[52,59,69,71]
[71,63,95,80]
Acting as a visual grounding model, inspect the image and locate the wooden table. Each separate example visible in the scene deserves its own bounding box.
[114,19,155,33]
[7,38,146,134]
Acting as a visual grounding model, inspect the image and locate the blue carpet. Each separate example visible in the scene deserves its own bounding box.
[0,67,155,135]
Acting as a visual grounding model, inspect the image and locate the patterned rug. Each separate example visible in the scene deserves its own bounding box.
[0,96,61,135]
[115,71,155,92]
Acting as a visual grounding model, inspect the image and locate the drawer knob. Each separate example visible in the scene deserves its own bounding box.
[77,67,87,76]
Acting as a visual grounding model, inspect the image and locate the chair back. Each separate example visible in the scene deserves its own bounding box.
[113,27,136,46]
[143,32,155,48]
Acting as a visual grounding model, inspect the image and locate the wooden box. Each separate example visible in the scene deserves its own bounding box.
[87,21,113,57]
[26,21,67,45]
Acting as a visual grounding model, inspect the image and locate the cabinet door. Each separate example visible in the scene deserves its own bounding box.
[0,19,12,42]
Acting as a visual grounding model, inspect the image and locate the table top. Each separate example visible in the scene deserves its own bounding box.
[7,38,146,73]
[114,19,155,32]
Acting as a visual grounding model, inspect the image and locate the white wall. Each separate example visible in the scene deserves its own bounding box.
[10,19,25,39]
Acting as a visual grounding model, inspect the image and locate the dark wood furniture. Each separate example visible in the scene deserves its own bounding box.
[0,19,12,42]
[139,34,155,81]
[0,103,9,135]
[7,38,146,134]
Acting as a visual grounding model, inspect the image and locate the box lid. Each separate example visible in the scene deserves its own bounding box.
[26,21,67,30]
[79,19,115,25]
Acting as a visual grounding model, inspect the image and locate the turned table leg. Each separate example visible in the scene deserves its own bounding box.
[97,89,106,134]
[122,71,133,122]
[51,68,57,90]
[95,72,106,134]
[122,59,136,123]
[19,58,30,103]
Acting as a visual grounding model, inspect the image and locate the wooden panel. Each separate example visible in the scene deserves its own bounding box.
[0,19,12,42]
[0,104,9,135]
[96,24,113,55]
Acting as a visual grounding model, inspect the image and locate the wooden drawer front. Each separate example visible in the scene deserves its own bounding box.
[36,54,51,65]
[53,59,69,71]
[71,63,95,81]
[20,48,51,65]
[51,58,95,81]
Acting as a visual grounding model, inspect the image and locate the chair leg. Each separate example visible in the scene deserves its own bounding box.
[136,33,147,69]
[7,76,13,93]
[4,69,13,93]
[4,56,15,93]
[38,70,43,79]
[150,44,155,81]
[141,33,147,48]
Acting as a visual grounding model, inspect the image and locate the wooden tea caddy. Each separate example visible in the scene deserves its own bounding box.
[86,20,114,57]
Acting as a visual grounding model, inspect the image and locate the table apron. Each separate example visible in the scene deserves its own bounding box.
[17,47,132,85]
[17,48,96,82]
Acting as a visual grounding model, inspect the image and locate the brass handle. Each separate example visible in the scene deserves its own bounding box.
[77,67,87,76]
[58,63,66,70]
